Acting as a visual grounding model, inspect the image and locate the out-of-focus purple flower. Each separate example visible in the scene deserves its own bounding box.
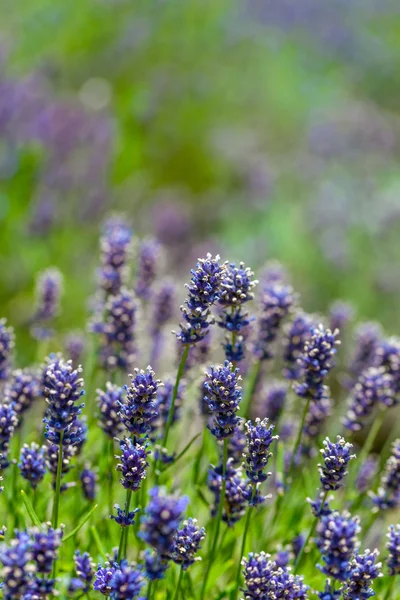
[136,238,161,301]
[342,549,382,600]
[387,524,400,576]
[228,425,247,466]
[356,455,378,494]
[329,300,354,334]
[46,442,76,479]
[275,550,290,568]
[150,377,184,439]
[295,325,340,401]
[152,198,192,247]
[97,383,124,438]
[91,288,137,372]
[72,550,95,593]
[98,215,133,297]
[176,254,226,345]
[282,312,314,380]
[208,459,252,526]
[94,562,118,596]
[140,487,188,555]
[111,504,140,528]
[308,492,332,518]
[371,439,400,511]
[260,261,288,285]
[318,580,341,600]
[109,561,145,599]
[318,436,354,491]
[203,362,242,439]
[0,530,32,599]
[119,367,161,437]
[116,437,150,492]
[18,443,46,489]
[373,337,400,394]
[144,549,169,580]
[31,526,63,573]
[242,552,309,599]
[347,322,382,388]
[80,466,98,501]
[0,318,14,382]
[65,331,86,366]
[254,282,295,361]
[171,518,206,570]
[0,402,18,468]
[244,418,278,483]
[301,392,332,456]
[4,369,40,425]
[292,534,305,558]
[254,380,287,422]
[31,267,63,340]
[344,366,395,432]
[150,280,176,367]
[316,511,360,582]
[185,334,212,372]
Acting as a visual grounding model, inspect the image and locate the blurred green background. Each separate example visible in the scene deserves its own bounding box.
[1,0,400,363]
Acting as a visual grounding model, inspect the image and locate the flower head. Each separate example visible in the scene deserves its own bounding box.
[72,550,95,593]
[31,267,63,339]
[347,322,382,387]
[4,369,40,424]
[65,331,86,365]
[136,238,161,300]
[243,418,278,483]
[356,456,378,494]
[144,549,169,580]
[18,443,46,489]
[295,325,340,401]
[111,504,140,528]
[282,313,313,380]
[97,383,124,438]
[119,367,161,436]
[94,562,119,596]
[254,282,295,361]
[316,511,360,581]
[218,262,258,307]
[342,549,382,600]
[43,358,85,436]
[371,439,400,511]
[80,466,98,501]
[0,530,33,599]
[109,562,145,599]
[0,318,14,382]
[98,215,133,296]
[203,362,242,439]
[386,524,400,576]
[171,518,205,570]
[177,254,226,344]
[151,280,175,335]
[344,367,395,432]
[116,437,150,492]
[140,487,188,555]
[329,300,354,333]
[31,526,62,574]
[318,436,355,491]
[208,459,252,526]
[0,402,18,468]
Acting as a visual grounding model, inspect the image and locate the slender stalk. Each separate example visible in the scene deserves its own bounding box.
[117,489,132,562]
[52,432,64,528]
[241,360,261,418]
[286,395,311,484]
[294,490,329,572]
[349,409,385,486]
[232,484,256,600]
[200,438,228,600]
[147,581,153,600]
[172,568,184,600]
[383,577,396,600]
[107,437,114,516]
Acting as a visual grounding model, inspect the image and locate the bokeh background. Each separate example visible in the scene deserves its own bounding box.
[2,0,400,364]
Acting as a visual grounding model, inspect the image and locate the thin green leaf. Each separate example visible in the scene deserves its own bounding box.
[90,525,107,560]
[20,490,41,527]
[62,504,98,542]
[161,433,201,473]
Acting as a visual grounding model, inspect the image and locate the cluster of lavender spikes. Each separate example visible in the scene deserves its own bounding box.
[1,226,400,600]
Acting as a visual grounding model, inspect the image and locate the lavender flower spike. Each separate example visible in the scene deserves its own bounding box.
[318,436,355,491]
[316,510,360,582]
[254,281,295,361]
[0,318,14,382]
[344,367,395,432]
[244,418,278,483]
[119,366,161,437]
[203,361,242,439]
[18,443,46,489]
[97,383,124,438]
[116,437,150,492]
[371,439,400,511]
[342,549,382,600]
[386,524,400,576]
[136,238,161,300]
[171,518,206,570]
[31,267,63,339]
[140,486,188,555]
[177,253,226,345]
[98,214,133,297]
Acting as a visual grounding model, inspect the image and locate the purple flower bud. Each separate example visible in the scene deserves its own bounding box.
[65,331,86,365]
[97,383,124,438]
[116,437,150,492]
[301,391,332,456]
[140,487,188,555]
[342,549,382,600]
[208,459,251,526]
[329,300,354,333]
[347,322,382,387]
[316,511,360,582]
[244,418,278,483]
[18,443,46,489]
[119,367,161,436]
[254,282,295,361]
[0,318,14,382]
[374,337,400,395]
[203,362,242,440]
[136,238,161,300]
[144,549,169,580]
[72,550,95,593]
[4,369,40,424]
[295,325,340,401]
[227,425,247,466]
[344,367,395,432]
[242,553,309,599]
[43,358,85,436]
[91,289,137,372]
[318,436,355,491]
[109,562,145,599]
[282,312,313,380]
[0,402,18,468]
[94,562,118,596]
[31,267,63,340]
[308,492,332,517]
[31,526,63,574]
[371,439,400,511]
[0,530,32,599]
[355,455,378,494]
[387,524,400,576]
[171,518,206,570]
[111,504,140,528]
[254,381,287,422]
[98,215,133,297]
[80,466,98,501]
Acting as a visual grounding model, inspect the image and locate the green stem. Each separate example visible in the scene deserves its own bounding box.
[172,568,184,600]
[383,577,396,600]
[350,409,385,486]
[147,581,153,600]
[200,438,228,600]
[155,345,190,482]
[287,395,311,484]
[107,437,114,516]
[232,484,256,600]
[241,360,261,418]
[51,431,64,582]
[294,490,329,572]
[117,489,132,562]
